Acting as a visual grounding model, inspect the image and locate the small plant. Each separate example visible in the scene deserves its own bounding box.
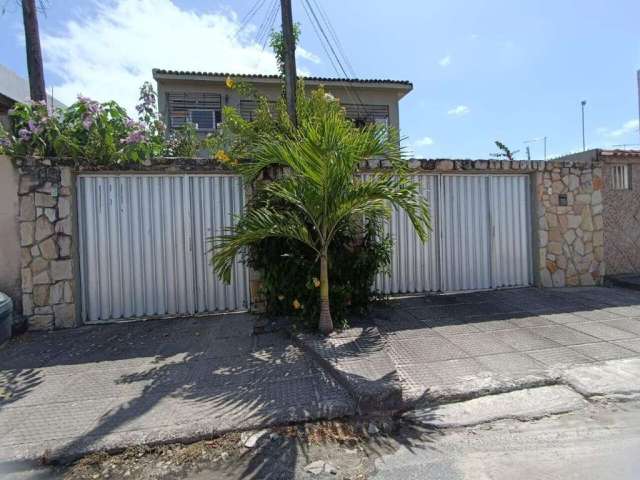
[164,122,200,157]
[491,140,519,161]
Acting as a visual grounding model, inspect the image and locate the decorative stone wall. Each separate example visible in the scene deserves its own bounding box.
[535,161,604,287]
[17,159,78,331]
[602,159,640,275]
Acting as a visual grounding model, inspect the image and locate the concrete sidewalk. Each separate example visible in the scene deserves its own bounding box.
[375,286,640,404]
[0,314,354,463]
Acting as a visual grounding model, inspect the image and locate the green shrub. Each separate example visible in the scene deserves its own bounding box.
[247,215,392,329]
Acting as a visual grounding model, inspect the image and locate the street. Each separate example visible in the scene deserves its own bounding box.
[9,396,637,479]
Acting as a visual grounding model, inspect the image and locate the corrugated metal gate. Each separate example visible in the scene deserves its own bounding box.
[377,174,532,294]
[77,174,249,323]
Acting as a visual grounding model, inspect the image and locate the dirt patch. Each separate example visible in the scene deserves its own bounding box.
[59,418,408,480]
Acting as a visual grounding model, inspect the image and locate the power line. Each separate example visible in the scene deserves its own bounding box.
[238,0,268,34]
[310,0,356,78]
[255,0,278,48]
[301,0,368,109]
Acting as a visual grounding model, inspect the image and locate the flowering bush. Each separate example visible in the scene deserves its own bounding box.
[0,82,197,164]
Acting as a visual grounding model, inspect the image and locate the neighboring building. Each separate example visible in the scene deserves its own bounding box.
[555,148,640,277]
[152,69,413,135]
[0,64,64,129]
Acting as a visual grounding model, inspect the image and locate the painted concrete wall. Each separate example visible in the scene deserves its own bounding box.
[156,78,406,131]
[603,159,640,275]
[0,155,21,314]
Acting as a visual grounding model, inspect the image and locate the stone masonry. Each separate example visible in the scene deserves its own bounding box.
[535,161,604,287]
[17,159,77,330]
[11,156,610,330]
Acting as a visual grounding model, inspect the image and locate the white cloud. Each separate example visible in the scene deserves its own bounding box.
[41,0,320,114]
[601,119,640,138]
[297,48,321,64]
[413,136,434,147]
[447,105,470,116]
[438,55,451,67]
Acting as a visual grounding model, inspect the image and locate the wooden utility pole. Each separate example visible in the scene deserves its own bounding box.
[280,0,297,126]
[21,0,46,102]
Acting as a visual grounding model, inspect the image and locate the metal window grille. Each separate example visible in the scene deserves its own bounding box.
[611,164,631,190]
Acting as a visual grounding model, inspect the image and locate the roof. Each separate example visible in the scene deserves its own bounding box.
[599,149,640,158]
[0,64,65,109]
[152,68,413,89]
[553,148,640,164]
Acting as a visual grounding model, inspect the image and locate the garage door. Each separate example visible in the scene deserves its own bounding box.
[377,174,532,294]
[77,174,250,322]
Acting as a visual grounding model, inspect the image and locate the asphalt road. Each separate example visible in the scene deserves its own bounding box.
[373,399,640,480]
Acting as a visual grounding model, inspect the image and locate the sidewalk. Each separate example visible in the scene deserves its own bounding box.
[294,287,640,408]
[0,314,354,463]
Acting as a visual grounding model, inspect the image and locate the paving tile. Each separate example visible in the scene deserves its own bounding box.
[425,358,487,384]
[507,315,555,328]
[476,352,545,375]
[604,318,640,336]
[527,347,594,367]
[569,342,637,362]
[567,322,637,341]
[445,333,514,356]
[386,336,468,364]
[396,363,443,389]
[493,329,561,352]
[604,306,640,318]
[613,338,640,354]
[529,325,600,346]
[466,315,520,332]
[573,309,626,322]
[542,312,589,325]
[431,323,482,335]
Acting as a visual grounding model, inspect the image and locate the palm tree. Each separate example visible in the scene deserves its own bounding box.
[212,91,430,335]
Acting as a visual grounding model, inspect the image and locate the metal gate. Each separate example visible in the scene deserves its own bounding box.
[77,174,250,323]
[377,173,532,294]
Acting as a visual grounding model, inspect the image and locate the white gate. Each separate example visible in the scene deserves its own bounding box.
[377,173,532,294]
[77,174,249,323]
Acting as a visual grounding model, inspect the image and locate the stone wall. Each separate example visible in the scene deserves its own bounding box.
[18,159,78,330]
[602,159,640,275]
[535,161,604,287]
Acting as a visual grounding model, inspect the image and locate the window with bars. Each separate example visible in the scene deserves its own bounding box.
[611,164,631,190]
[167,92,222,132]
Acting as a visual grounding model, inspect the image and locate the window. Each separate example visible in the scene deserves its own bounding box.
[611,164,631,190]
[189,109,215,131]
[167,92,221,132]
[342,104,389,128]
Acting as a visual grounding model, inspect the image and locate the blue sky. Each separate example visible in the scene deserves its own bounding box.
[1,0,639,158]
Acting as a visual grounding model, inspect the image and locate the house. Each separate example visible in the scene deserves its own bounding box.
[0,64,64,129]
[152,69,413,135]
[554,148,640,277]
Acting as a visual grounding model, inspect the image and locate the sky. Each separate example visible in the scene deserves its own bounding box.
[1,0,639,159]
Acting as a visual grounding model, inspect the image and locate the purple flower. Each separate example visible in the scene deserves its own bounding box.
[121,129,147,145]
[82,115,94,130]
[18,128,32,142]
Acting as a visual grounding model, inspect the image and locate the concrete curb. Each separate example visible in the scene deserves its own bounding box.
[404,385,588,428]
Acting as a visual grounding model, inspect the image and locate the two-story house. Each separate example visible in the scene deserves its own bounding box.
[152,69,413,135]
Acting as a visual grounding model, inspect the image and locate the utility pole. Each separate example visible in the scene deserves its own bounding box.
[21,0,46,102]
[581,100,587,151]
[280,0,297,126]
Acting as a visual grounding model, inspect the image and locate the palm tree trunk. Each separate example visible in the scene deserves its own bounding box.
[318,253,333,335]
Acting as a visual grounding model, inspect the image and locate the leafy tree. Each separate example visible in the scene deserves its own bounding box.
[211,88,431,334]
